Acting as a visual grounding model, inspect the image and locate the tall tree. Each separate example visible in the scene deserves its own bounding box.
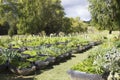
[69,17,87,32]
[0,0,18,35]
[89,0,120,34]
[0,0,69,35]
[42,0,65,34]
[62,17,72,33]
[17,0,65,34]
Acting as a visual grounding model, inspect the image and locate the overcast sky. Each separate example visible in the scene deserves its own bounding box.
[61,0,91,21]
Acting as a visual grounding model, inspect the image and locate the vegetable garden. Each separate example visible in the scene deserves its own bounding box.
[69,33,120,80]
[0,31,119,80]
[0,33,102,76]
[0,0,120,80]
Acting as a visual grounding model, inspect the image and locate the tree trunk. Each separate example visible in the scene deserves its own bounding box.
[109,30,112,34]
[118,30,120,39]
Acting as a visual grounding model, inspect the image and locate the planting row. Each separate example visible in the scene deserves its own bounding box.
[0,35,89,49]
[69,42,120,80]
[0,41,101,75]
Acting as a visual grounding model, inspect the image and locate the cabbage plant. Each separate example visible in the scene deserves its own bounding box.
[94,48,120,79]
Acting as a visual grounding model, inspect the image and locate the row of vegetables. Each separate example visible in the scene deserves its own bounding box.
[0,35,102,75]
[70,41,120,80]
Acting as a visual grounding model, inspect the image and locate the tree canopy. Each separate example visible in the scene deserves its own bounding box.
[0,0,87,35]
[89,0,120,33]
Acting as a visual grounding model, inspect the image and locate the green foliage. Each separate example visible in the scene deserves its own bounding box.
[27,56,48,62]
[0,56,4,64]
[0,0,88,35]
[70,17,87,32]
[114,40,120,48]
[71,43,113,74]
[72,57,104,74]
[8,27,14,38]
[89,0,120,32]
[62,17,71,33]
[0,0,18,35]
[11,60,30,69]
[94,48,120,73]
[36,45,62,57]
[0,37,13,48]
[23,50,37,56]
[1,49,20,62]
[16,0,65,34]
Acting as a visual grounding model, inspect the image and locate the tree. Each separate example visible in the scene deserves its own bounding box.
[70,17,87,32]
[0,0,18,35]
[0,21,10,35]
[42,0,65,34]
[61,17,72,33]
[8,27,14,38]
[0,0,72,35]
[16,0,39,34]
[17,0,65,35]
[89,0,120,34]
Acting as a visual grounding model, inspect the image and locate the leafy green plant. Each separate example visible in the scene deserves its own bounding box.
[72,57,104,74]
[0,56,4,64]
[27,56,48,62]
[94,48,120,73]
[11,60,30,69]
[71,43,112,74]
[23,50,37,56]
[1,49,20,63]
[114,40,120,48]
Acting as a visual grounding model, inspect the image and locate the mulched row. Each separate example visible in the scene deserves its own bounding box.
[0,41,102,75]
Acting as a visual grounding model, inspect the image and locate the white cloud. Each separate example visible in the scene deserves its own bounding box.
[61,0,91,21]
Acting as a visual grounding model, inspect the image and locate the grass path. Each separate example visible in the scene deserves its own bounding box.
[35,48,94,80]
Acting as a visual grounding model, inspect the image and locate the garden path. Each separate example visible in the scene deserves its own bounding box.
[0,46,97,80]
[35,47,95,80]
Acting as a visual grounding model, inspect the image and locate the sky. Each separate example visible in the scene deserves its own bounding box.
[61,0,91,21]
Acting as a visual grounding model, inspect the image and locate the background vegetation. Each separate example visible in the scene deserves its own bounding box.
[0,0,88,36]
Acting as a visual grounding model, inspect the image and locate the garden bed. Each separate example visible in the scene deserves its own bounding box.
[0,35,102,75]
[70,42,120,80]
[67,70,104,80]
